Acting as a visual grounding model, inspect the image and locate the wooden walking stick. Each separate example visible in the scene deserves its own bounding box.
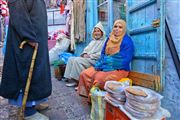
[18,41,38,120]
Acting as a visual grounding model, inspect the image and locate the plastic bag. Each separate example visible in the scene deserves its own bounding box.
[126,99,160,112]
[104,80,132,101]
[125,100,158,114]
[49,36,70,64]
[124,102,154,118]
[58,52,74,64]
[118,78,132,86]
[105,93,125,105]
[108,92,126,102]
[120,105,171,120]
[123,86,163,119]
[104,81,126,94]
[125,86,163,104]
[90,87,107,120]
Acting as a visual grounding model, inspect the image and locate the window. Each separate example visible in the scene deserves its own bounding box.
[97,0,126,34]
[113,0,126,22]
[98,0,107,5]
[97,0,108,34]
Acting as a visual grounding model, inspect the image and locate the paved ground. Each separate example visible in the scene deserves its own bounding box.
[0,67,91,120]
[42,74,91,120]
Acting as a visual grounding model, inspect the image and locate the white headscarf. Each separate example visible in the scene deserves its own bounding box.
[82,22,106,59]
[92,22,106,41]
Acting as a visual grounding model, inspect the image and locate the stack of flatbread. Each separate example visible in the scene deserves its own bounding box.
[124,86,163,118]
[104,81,129,105]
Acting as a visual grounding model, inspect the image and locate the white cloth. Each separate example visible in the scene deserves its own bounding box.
[64,57,96,80]
[70,3,75,50]
[82,40,105,60]
[49,34,70,64]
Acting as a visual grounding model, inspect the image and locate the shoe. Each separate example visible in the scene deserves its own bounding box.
[61,78,68,82]
[35,103,49,111]
[24,112,49,120]
[75,87,78,91]
[66,82,77,87]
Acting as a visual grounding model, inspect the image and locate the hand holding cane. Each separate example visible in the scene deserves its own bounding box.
[19,41,38,120]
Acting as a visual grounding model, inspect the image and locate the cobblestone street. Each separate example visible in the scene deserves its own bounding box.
[0,67,91,120]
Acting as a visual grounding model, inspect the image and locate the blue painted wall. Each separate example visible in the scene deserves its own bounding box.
[161,0,180,119]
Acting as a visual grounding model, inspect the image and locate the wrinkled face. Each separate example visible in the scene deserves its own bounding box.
[93,27,103,40]
[113,22,123,37]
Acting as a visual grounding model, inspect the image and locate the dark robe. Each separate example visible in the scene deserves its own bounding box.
[0,0,52,101]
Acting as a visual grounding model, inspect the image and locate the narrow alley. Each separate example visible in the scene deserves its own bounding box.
[0,0,180,120]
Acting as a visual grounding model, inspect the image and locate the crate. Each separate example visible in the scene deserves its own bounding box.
[53,64,66,80]
[105,101,166,120]
[105,102,130,120]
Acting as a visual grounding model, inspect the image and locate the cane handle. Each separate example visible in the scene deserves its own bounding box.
[19,41,28,49]
[19,41,39,49]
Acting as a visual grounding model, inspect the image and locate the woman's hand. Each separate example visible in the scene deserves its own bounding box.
[28,42,38,47]
[94,82,104,90]
[82,53,90,58]
[94,83,100,87]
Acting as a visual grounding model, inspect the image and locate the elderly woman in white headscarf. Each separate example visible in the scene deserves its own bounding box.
[64,22,106,87]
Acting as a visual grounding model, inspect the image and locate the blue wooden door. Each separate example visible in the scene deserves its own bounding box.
[126,0,165,88]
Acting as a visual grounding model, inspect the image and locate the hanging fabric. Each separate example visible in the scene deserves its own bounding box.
[0,0,8,17]
[70,2,75,51]
[72,0,86,43]
[60,3,65,14]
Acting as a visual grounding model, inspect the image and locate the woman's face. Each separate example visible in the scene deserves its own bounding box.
[113,22,123,36]
[93,28,103,40]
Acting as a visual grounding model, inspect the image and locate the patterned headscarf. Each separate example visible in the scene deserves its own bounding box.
[106,19,126,55]
[109,19,126,43]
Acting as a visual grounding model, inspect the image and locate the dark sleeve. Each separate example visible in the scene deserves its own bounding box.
[8,0,38,42]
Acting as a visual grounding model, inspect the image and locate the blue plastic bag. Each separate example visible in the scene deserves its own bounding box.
[58,52,74,64]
